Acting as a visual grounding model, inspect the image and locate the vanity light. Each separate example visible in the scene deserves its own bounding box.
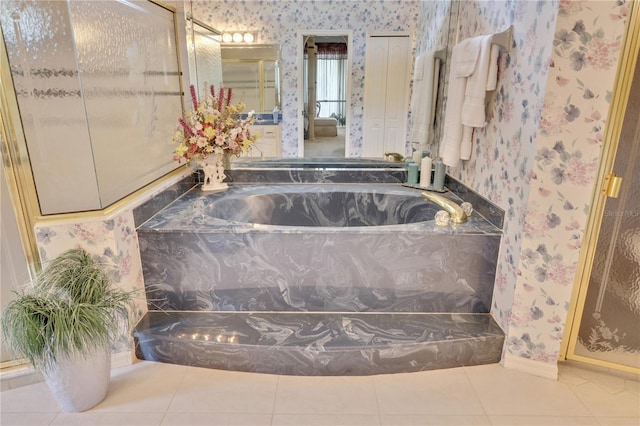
[221,31,256,44]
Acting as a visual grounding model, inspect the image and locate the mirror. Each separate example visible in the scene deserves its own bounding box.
[186,16,281,113]
[221,44,281,112]
[186,0,457,161]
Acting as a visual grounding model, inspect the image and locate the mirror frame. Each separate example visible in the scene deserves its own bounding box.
[297,30,353,158]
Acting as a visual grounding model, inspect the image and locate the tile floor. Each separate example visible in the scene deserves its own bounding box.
[1,360,638,426]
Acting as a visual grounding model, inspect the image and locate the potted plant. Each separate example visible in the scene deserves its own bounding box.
[1,248,132,412]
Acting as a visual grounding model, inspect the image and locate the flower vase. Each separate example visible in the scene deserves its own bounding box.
[197,152,228,191]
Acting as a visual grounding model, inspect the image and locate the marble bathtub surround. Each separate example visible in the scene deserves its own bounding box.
[445,175,505,229]
[134,311,505,376]
[138,184,501,313]
[226,157,407,184]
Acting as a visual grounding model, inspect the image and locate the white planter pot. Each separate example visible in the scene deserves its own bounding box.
[43,346,111,412]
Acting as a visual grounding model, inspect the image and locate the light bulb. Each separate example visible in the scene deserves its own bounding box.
[222,33,232,43]
[243,32,254,43]
[232,32,243,43]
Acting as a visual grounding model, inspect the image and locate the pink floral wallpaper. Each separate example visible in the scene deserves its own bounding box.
[35,213,147,353]
[447,0,629,371]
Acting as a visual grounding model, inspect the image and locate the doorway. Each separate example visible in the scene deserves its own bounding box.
[564,11,640,373]
[297,31,352,158]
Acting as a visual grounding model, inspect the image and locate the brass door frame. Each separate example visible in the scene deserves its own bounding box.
[561,1,640,374]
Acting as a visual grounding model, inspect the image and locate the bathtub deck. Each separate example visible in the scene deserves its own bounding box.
[133,311,504,376]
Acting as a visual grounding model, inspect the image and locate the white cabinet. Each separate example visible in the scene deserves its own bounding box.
[244,124,282,158]
[362,35,412,157]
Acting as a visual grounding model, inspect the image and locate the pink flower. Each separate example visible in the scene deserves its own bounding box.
[586,39,621,70]
[565,157,597,186]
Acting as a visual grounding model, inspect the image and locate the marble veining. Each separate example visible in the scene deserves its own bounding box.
[134,311,505,376]
[134,177,505,374]
[137,183,501,313]
[140,183,501,235]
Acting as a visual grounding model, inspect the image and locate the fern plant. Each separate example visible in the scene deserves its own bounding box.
[1,249,132,372]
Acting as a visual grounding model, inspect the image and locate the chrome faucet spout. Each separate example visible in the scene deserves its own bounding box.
[421,192,468,223]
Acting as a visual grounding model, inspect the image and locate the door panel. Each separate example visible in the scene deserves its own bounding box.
[570,49,640,371]
[363,35,411,158]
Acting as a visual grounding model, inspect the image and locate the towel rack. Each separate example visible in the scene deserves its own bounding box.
[434,48,447,61]
[490,25,514,52]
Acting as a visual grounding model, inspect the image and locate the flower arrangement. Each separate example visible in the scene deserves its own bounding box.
[172,84,257,162]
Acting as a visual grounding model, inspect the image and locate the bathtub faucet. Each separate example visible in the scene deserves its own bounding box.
[421,192,468,224]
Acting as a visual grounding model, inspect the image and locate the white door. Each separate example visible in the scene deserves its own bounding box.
[362,34,411,157]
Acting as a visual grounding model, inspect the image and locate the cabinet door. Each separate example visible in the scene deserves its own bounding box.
[245,125,281,158]
[362,37,389,157]
[362,35,411,158]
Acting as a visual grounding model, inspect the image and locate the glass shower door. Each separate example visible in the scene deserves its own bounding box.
[571,56,640,370]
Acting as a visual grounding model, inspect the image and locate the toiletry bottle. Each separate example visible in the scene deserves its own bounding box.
[412,150,422,169]
[433,157,446,191]
[419,155,432,188]
[407,163,419,186]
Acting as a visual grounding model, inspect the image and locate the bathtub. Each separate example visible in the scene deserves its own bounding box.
[137,183,502,313]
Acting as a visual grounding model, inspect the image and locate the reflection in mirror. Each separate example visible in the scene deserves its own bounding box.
[187,1,456,161]
[221,44,281,112]
[187,18,223,96]
[302,34,349,158]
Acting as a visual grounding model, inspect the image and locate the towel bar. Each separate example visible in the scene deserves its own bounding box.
[434,48,447,61]
[491,25,514,52]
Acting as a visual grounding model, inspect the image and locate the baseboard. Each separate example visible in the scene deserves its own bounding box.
[111,350,134,369]
[502,353,559,379]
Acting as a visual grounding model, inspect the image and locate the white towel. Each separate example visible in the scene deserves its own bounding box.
[486,44,500,91]
[461,35,493,127]
[460,41,501,160]
[440,42,469,167]
[409,52,438,147]
[442,34,502,166]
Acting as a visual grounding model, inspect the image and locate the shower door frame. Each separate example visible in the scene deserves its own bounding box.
[561,2,640,374]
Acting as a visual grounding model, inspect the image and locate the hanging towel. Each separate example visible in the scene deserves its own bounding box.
[486,44,500,91]
[409,52,438,147]
[440,40,474,167]
[460,41,501,160]
[462,35,499,127]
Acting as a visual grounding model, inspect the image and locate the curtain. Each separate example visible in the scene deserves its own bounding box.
[304,53,347,121]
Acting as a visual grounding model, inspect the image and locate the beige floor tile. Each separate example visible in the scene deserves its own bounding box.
[272,413,381,425]
[595,417,640,425]
[50,411,165,425]
[374,368,485,415]
[91,361,187,413]
[569,382,640,418]
[0,412,59,426]
[626,379,640,395]
[464,364,591,416]
[274,375,378,415]
[161,412,273,425]
[488,415,600,425]
[380,414,491,425]
[0,382,61,412]
[168,367,278,413]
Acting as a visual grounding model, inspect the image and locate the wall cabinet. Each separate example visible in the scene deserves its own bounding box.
[362,35,412,157]
[244,125,282,158]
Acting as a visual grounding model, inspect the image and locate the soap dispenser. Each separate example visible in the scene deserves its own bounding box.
[432,157,446,191]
